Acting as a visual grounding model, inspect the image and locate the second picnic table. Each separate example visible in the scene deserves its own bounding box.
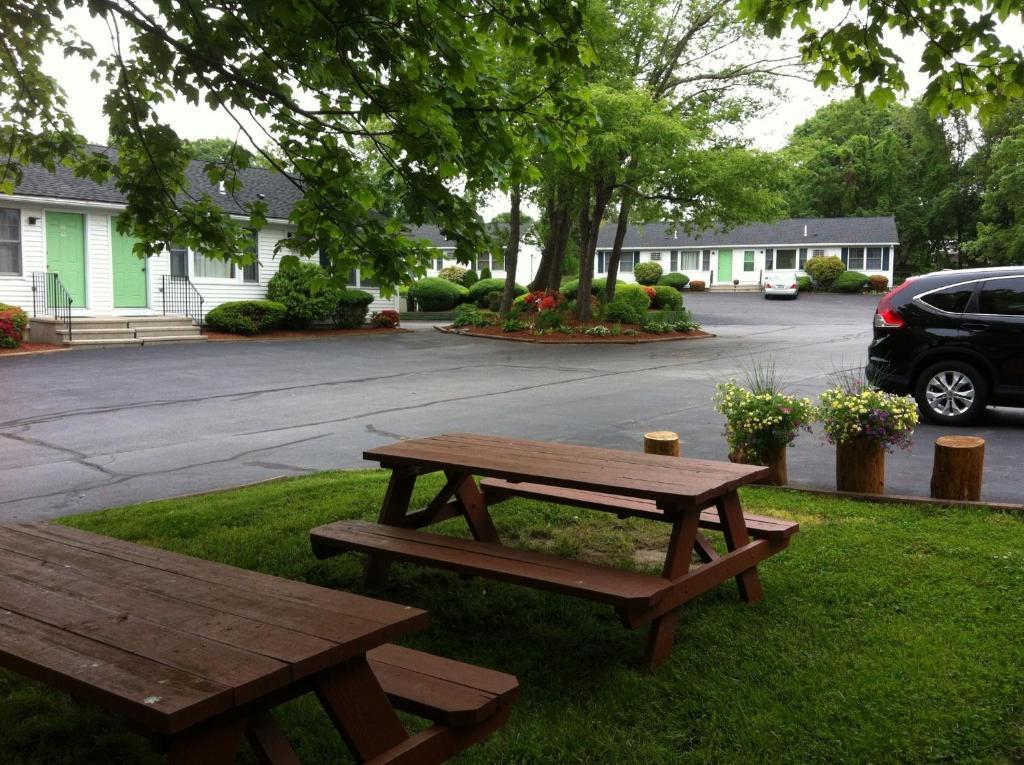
[312,433,799,670]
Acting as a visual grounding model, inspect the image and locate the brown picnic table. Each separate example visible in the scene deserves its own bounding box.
[0,522,517,764]
[310,433,799,671]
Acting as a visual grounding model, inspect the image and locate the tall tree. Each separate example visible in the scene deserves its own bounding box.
[965,124,1024,266]
[0,0,589,285]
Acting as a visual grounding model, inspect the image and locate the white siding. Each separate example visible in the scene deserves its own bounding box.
[0,204,44,312]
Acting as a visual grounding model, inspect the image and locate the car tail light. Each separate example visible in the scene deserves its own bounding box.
[873,277,917,329]
[789,282,797,289]
[764,282,772,288]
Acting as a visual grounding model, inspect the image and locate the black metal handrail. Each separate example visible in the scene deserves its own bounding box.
[31,272,73,343]
[160,275,205,331]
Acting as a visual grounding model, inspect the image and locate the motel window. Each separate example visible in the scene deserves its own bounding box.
[242,230,259,283]
[621,251,638,273]
[0,208,21,275]
[476,252,498,272]
[743,251,755,272]
[813,249,825,258]
[847,247,865,270]
[866,247,883,270]
[649,251,661,262]
[679,250,699,270]
[775,249,797,269]
[434,256,444,270]
[169,244,189,277]
[193,251,235,279]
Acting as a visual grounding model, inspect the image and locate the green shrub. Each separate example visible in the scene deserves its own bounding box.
[560,277,624,300]
[486,290,502,312]
[0,302,29,348]
[480,267,492,280]
[867,274,889,292]
[409,277,468,311]
[534,309,563,331]
[462,269,478,287]
[650,285,683,311]
[205,300,287,335]
[633,261,663,285]
[451,303,493,328]
[832,270,869,293]
[331,288,374,328]
[803,255,845,290]
[502,317,527,332]
[467,278,524,307]
[797,276,812,292]
[657,272,690,291]
[266,262,333,328]
[603,284,651,325]
[437,265,468,284]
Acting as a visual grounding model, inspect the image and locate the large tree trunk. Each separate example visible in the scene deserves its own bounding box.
[604,194,632,303]
[546,201,572,292]
[576,178,614,322]
[529,193,557,292]
[499,185,522,315]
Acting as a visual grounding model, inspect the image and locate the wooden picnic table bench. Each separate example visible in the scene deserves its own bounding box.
[310,433,798,670]
[0,522,517,764]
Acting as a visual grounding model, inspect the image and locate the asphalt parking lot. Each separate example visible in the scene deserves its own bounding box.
[2,291,1022,520]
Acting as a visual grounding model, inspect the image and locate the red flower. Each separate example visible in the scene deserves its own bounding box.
[644,286,657,299]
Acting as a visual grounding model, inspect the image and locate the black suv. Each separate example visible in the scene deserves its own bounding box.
[866,267,1024,425]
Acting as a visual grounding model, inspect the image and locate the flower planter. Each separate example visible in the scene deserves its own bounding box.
[730,446,787,486]
[835,439,885,494]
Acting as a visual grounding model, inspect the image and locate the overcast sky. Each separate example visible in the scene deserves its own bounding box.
[41,5,1024,218]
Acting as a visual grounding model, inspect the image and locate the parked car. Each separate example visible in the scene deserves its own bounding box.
[762,274,799,299]
[866,266,1024,424]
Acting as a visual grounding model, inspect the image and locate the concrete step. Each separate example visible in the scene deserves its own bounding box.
[57,328,137,341]
[133,326,201,338]
[140,336,208,345]
[706,285,761,293]
[125,315,196,327]
[66,338,144,349]
[64,319,133,331]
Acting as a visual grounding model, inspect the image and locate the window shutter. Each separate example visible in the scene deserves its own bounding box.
[597,251,605,274]
[765,248,774,270]
[701,249,711,271]
[670,250,678,271]
[799,247,808,268]
[633,250,640,268]
[841,247,849,267]
[882,246,890,271]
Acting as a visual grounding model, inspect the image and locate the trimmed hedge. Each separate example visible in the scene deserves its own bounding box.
[206,300,287,335]
[479,267,492,280]
[797,276,812,292]
[0,302,28,348]
[266,261,333,328]
[804,255,845,290]
[462,269,479,287]
[833,270,869,293]
[603,283,651,324]
[437,266,468,284]
[633,261,663,285]
[409,278,468,311]
[467,278,525,307]
[657,273,690,291]
[331,289,375,329]
[651,285,683,311]
[560,277,624,300]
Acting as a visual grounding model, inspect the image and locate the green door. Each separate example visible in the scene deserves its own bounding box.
[112,221,148,307]
[45,212,86,306]
[717,249,733,283]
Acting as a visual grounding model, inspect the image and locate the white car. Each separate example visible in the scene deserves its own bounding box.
[762,274,799,299]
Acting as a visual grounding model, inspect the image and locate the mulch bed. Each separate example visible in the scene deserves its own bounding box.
[440,325,712,344]
[205,327,411,342]
[0,343,66,357]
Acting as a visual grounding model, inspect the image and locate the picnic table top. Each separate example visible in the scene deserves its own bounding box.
[364,433,768,507]
[0,523,427,736]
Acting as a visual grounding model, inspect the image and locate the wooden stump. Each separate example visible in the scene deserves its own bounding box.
[930,436,985,501]
[836,439,885,494]
[644,431,680,457]
[763,446,788,486]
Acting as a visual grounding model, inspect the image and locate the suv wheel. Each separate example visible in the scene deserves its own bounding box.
[914,361,988,425]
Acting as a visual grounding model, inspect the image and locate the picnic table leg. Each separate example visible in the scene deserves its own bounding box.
[364,467,418,588]
[450,471,501,544]
[642,508,701,671]
[168,719,246,765]
[246,709,301,765]
[716,489,764,603]
[314,655,410,762]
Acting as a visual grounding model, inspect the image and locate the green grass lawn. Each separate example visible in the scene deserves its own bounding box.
[3,470,1023,764]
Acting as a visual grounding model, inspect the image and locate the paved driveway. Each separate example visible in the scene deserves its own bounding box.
[2,292,1022,520]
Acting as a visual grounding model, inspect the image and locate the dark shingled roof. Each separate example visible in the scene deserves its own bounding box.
[596,217,899,248]
[408,224,456,247]
[9,145,304,221]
